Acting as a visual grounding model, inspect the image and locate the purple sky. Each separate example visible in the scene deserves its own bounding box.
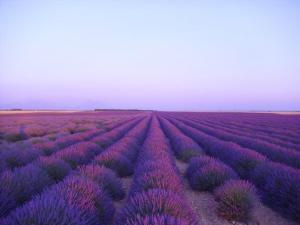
[0,1,299,111]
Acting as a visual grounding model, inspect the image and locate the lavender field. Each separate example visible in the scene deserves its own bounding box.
[0,111,299,225]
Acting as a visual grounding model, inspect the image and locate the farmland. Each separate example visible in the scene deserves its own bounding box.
[0,111,299,225]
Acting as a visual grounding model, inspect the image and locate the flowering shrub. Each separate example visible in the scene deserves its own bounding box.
[159,117,203,162]
[33,141,58,155]
[2,192,87,225]
[173,119,266,178]
[55,133,86,149]
[182,119,300,169]
[91,119,140,148]
[130,169,183,196]
[1,145,42,169]
[214,180,257,222]
[25,125,47,137]
[185,156,215,178]
[37,157,72,181]
[78,164,125,200]
[52,175,115,224]
[0,164,54,217]
[3,127,26,142]
[94,151,134,177]
[186,156,238,191]
[54,142,100,168]
[115,189,198,225]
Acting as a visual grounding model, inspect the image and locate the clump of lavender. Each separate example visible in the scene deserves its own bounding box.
[185,155,215,178]
[251,161,300,221]
[3,127,26,142]
[1,145,41,169]
[115,189,198,225]
[186,156,237,191]
[37,157,72,181]
[78,164,125,200]
[214,180,257,222]
[0,164,54,217]
[53,175,115,224]
[190,162,237,192]
[94,152,133,177]
[33,141,58,155]
[2,193,86,225]
[130,170,183,196]
[54,142,99,168]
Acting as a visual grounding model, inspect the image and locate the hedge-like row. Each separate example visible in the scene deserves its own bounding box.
[1,117,149,224]
[94,117,150,177]
[0,116,137,172]
[158,117,204,162]
[199,120,300,152]
[179,117,300,169]
[167,116,300,222]
[115,116,199,225]
[0,118,142,218]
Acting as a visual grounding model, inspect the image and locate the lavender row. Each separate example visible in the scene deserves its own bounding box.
[158,116,204,162]
[198,119,300,151]
[0,116,138,172]
[0,118,142,218]
[201,114,300,143]
[177,116,300,169]
[1,117,150,224]
[94,116,150,177]
[115,116,199,225]
[165,112,300,143]
[159,115,258,222]
[165,116,300,222]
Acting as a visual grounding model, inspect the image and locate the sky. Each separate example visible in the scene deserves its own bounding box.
[0,1,299,111]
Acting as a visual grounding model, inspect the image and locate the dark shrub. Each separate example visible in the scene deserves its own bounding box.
[37,157,72,181]
[178,148,202,162]
[115,189,198,225]
[78,164,125,200]
[214,180,257,222]
[188,161,238,192]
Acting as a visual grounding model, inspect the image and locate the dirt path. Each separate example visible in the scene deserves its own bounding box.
[175,160,296,225]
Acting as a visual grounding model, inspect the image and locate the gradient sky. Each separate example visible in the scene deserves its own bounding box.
[0,1,299,111]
